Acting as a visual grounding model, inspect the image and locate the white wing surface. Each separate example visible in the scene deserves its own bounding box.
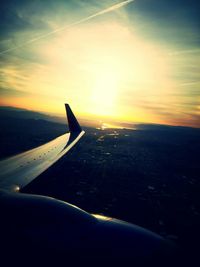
[0,104,84,191]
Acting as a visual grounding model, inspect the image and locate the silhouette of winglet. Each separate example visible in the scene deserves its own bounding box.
[65,104,82,134]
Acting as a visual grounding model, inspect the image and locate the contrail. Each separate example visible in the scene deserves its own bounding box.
[0,0,134,56]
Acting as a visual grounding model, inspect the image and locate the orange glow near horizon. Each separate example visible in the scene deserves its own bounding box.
[0,6,199,128]
[0,23,174,122]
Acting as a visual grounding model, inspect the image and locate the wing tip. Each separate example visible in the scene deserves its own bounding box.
[65,103,82,134]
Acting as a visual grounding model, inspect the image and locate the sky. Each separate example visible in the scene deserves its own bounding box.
[0,0,199,127]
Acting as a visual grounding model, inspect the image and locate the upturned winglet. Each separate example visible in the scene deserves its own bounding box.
[65,104,82,134]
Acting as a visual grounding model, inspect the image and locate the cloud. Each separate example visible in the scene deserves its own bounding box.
[0,0,135,55]
[0,87,29,97]
[169,49,200,56]
[0,0,199,128]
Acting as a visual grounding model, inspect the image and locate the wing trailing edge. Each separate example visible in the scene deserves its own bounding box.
[0,104,84,191]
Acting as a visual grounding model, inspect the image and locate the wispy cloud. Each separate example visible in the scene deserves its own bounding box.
[169,49,200,56]
[0,0,199,128]
[0,0,135,55]
[0,88,29,97]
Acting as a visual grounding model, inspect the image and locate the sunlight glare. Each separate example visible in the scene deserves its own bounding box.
[11,21,171,120]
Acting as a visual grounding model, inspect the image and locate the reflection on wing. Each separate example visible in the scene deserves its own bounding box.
[0,104,84,191]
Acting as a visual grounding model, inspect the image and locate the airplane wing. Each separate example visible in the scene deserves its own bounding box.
[0,104,84,191]
[0,104,176,265]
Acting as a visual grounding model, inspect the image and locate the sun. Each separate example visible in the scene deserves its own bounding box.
[9,21,170,120]
[89,63,120,117]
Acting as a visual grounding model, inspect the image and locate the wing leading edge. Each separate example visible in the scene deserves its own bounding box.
[0,104,84,191]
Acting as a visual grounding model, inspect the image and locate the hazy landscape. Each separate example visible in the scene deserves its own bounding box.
[1,107,200,263]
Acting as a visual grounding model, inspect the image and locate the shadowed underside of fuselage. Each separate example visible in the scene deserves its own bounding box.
[0,104,178,266]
